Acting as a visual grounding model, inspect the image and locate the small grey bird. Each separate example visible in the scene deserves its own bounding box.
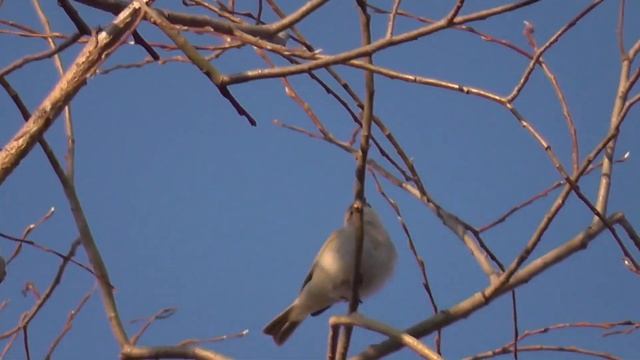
[264,203,397,345]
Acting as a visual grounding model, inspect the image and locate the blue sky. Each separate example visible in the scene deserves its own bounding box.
[1,1,639,359]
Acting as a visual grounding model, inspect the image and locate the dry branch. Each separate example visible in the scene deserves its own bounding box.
[0,1,144,185]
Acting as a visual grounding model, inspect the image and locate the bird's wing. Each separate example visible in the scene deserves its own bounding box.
[299,228,343,291]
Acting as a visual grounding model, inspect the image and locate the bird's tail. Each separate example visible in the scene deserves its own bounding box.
[263,305,303,346]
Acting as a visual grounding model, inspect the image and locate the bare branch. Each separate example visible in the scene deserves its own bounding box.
[479,154,630,233]
[335,3,375,358]
[138,1,257,126]
[0,33,82,78]
[507,0,604,102]
[0,232,95,276]
[45,286,96,360]
[225,0,542,84]
[73,0,326,44]
[31,0,78,182]
[130,307,178,345]
[176,330,249,347]
[331,313,441,360]
[467,344,620,360]
[616,0,626,58]
[371,171,442,353]
[6,206,55,265]
[121,345,232,360]
[352,213,626,359]
[0,239,81,340]
[0,1,143,185]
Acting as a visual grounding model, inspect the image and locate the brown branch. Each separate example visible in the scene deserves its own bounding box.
[1,3,148,348]
[498,105,634,272]
[0,256,5,284]
[176,330,249,347]
[617,215,640,252]
[261,1,414,183]
[183,0,243,24]
[255,50,337,140]
[44,286,96,360]
[478,153,630,233]
[470,320,639,360]
[6,206,55,265]
[58,0,92,34]
[385,0,402,39]
[367,4,533,60]
[603,321,640,337]
[628,39,640,60]
[342,60,505,105]
[371,171,442,354]
[130,307,177,345]
[121,345,232,360]
[277,106,500,282]
[616,0,626,59]
[21,282,41,301]
[507,0,603,102]
[590,13,640,271]
[342,55,637,275]
[331,313,441,360]
[1,332,19,358]
[0,1,143,185]
[334,2,375,358]
[31,0,78,181]
[225,0,542,84]
[522,20,579,174]
[485,66,640,293]
[73,0,326,44]
[0,232,95,276]
[466,344,620,360]
[0,33,82,78]
[281,6,500,282]
[98,45,238,75]
[2,47,130,346]
[352,213,627,359]
[138,1,257,126]
[0,239,81,340]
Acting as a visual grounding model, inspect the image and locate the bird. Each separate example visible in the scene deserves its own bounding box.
[263,202,397,345]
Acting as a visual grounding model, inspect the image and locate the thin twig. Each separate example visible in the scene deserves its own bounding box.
[58,0,91,34]
[0,33,82,78]
[385,0,402,38]
[0,239,81,340]
[507,0,604,102]
[130,307,177,345]
[0,232,95,276]
[352,213,627,359]
[521,20,579,174]
[479,154,630,233]
[45,286,96,360]
[616,0,626,59]
[6,207,55,265]
[371,171,443,354]
[138,0,257,126]
[31,0,78,182]
[176,329,249,347]
[466,344,620,360]
[224,0,542,84]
